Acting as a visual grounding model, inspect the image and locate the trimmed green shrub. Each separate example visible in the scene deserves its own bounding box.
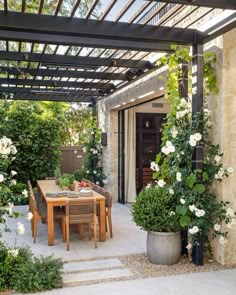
[10,182,28,205]
[74,169,87,181]
[13,255,63,293]
[0,243,32,291]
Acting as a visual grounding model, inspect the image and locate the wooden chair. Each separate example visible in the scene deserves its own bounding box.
[62,198,97,251]
[28,185,64,243]
[98,190,113,238]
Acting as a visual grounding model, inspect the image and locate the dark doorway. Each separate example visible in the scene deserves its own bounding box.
[136,113,165,193]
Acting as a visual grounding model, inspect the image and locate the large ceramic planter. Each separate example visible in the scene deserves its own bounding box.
[147,231,181,265]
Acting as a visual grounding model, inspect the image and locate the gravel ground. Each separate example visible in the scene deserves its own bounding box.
[119,253,234,279]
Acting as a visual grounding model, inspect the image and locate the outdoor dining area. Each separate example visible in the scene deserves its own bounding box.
[28,178,112,250]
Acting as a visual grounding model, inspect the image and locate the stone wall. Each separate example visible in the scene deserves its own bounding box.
[209,28,236,266]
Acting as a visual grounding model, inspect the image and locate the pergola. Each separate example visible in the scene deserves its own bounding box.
[0,0,235,104]
[0,0,236,265]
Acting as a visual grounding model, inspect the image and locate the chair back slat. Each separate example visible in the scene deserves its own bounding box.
[66,198,96,223]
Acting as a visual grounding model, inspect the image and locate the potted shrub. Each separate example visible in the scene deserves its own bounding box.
[58,177,71,191]
[131,186,181,265]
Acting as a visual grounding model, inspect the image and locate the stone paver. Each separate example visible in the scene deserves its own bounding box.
[63,258,123,273]
[63,268,133,284]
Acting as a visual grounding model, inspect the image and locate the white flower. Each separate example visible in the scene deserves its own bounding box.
[93,149,98,154]
[16,222,25,235]
[22,189,28,198]
[226,219,235,229]
[226,167,234,174]
[146,183,152,189]
[82,147,86,153]
[214,155,221,163]
[169,145,175,153]
[6,202,14,215]
[171,127,178,138]
[189,226,199,235]
[157,179,166,187]
[150,161,159,172]
[226,208,235,218]
[96,181,99,185]
[161,146,168,155]
[195,209,205,217]
[214,223,221,231]
[218,168,224,177]
[11,170,17,176]
[10,180,16,186]
[180,151,185,155]
[8,249,19,258]
[103,179,108,184]
[26,212,33,221]
[74,150,77,154]
[189,205,196,212]
[189,138,197,147]
[169,211,175,216]
[169,188,174,195]
[86,170,90,174]
[93,170,97,174]
[214,173,219,180]
[0,174,4,182]
[161,141,175,155]
[219,236,228,245]
[176,172,182,182]
[194,133,202,141]
[180,198,185,204]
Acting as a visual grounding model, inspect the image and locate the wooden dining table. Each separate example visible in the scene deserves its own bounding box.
[37,180,106,246]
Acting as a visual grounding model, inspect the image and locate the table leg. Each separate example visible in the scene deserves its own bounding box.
[99,199,106,242]
[47,202,54,246]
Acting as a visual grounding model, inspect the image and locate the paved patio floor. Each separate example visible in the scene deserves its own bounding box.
[1,203,146,260]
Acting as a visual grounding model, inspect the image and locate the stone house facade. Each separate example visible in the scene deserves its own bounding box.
[97,7,236,266]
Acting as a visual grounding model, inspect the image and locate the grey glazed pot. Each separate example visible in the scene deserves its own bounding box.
[147,231,181,265]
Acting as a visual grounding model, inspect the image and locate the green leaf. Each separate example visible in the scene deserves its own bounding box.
[155,153,161,164]
[179,216,191,227]
[202,172,209,181]
[193,184,205,194]
[176,205,188,216]
[185,173,196,189]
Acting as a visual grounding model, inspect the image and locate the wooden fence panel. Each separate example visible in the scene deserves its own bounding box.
[60,146,85,174]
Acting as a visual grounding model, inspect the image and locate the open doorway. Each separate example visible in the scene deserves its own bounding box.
[136,113,165,193]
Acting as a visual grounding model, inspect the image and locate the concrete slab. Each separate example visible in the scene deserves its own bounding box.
[63,258,123,273]
[63,268,133,284]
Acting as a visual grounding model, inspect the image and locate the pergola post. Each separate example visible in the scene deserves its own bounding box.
[91,97,97,171]
[178,60,189,256]
[192,43,204,266]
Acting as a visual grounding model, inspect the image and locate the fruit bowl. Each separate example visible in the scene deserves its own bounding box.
[76,181,93,191]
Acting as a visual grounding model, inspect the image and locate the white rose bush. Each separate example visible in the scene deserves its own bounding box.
[0,136,30,236]
[151,47,236,258]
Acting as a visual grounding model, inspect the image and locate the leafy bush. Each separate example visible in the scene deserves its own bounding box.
[0,101,67,184]
[0,243,32,291]
[13,255,63,293]
[131,186,180,232]
[74,168,88,182]
[10,182,28,205]
[58,173,74,188]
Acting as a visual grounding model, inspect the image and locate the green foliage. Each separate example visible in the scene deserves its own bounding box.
[74,168,87,181]
[13,255,63,293]
[150,46,235,248]
[10,182,29,205]
[0,243,32,291]
[131,187,180,232]
[0,101,68,183]
[58,173,74,188]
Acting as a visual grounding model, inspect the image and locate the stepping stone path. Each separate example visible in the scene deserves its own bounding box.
[63,258,134,286]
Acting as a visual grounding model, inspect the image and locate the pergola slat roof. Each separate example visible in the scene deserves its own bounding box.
[0,0,235,103]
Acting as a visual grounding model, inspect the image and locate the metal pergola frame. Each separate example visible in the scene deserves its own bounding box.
[0,0,235,103]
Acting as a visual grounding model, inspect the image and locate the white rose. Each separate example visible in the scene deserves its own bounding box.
[226,208,235,218]
[169,188,174,195]
[194,133,202,141]
[214,155,221,163]
[10,180,16,186]
[166,141,172,147]
[150,161,159,172]
[82,147,86,153]
[219,236,228,245]
[16,222,25,235]
[8,249,19,258]
[96,181,99,185]
[180,151,185,155]
[157,179,166,187]
[227,167,234,174]
[180,198,185,204]
[214,174,219,180]
[195,209,205,217]
[22,189,28,198]
[189,205,196,212]
[26,212,33,221]
[189,226,199,235]
[189,139,197,147]
[169,211,175,216]
[86,170,90,174]
[214,223,221,231]
[176,172,182,182]
[0,174,4,182]
[11,170,17,176]
[169,145,175,153]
